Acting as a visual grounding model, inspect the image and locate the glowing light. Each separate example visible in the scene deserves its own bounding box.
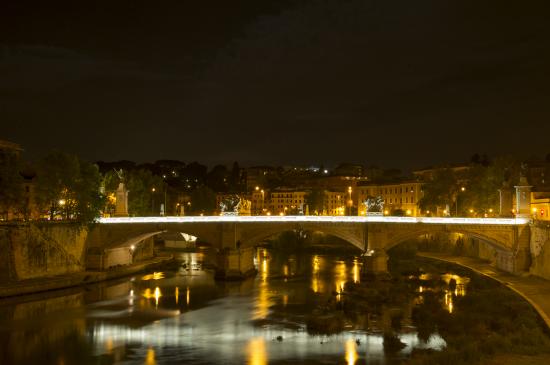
[175,287,179,305]
[99,216,530,225]
[461,187,466,192]
[58,199,66,206]
[186,286,190,306]
[247,338,267,365]
[406,209,412,215]
[533,207,538,213]
[255,186,260,191]
[130,244,135,250]
[345,338,358,365]
[353,260,360,283]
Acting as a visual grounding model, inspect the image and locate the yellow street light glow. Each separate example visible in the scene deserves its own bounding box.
[58,199,66,206]
[489,208,493,213]
[279,212,284,216]
[406,209,412,215]
[152,188,156,192]
[533,207,538,213]
[384,210,389,215]
[469,209,474,213]
[255,186,259,191]
[461,187,466,192]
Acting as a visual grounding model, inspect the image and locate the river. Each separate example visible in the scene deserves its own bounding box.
[1,249,469,365]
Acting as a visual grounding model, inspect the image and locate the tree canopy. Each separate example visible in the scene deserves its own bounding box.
[35,151,104,223]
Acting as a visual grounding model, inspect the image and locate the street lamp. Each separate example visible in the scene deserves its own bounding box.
[347,186,352,216]
[151,187,156,216]
[455,186,465,216]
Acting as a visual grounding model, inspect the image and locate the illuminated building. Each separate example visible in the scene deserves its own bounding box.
[356,181,423,216]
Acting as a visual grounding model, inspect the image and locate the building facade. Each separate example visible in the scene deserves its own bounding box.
[268,189,307,215]
[356,181,424,216]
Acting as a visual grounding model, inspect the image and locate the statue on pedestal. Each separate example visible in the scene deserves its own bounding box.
[114,169,129,217]
[364,196,384,216]
[220,195,241,216]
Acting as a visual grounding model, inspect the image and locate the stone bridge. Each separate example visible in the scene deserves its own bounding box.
[87,216,531,278]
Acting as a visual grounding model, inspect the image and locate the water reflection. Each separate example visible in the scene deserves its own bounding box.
[247,337,267,365]
[145,347,156,365]
[345,338,358,365]
[0,249,454,365]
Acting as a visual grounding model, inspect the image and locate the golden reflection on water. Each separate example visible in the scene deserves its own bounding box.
[141,272,165,281]
[254,256,272,319]
[353,259,360,284]
[145,346,156,365]
[142,287,162,308]
[105,337,113,353]
[186,286,190,306]
[345,338,358,365]
[311,255,325,293]
[247,337,267,365]
[444,290,453,314]
[335,260,347,301]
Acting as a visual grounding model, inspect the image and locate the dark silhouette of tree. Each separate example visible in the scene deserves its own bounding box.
[305,188,325,215]
[189,186,217,215]
[0,149,24,219]
[35,151,104,223]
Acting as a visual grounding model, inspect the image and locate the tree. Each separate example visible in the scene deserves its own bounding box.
[206,165,229,192]
[461,156,520,215]
[229,161,243,192]
[418,169,458,215]
[0,149,24,219]
[125,169,164,216]
[189,186,217,215]
[34,151,104,223]
[305,188,325,215]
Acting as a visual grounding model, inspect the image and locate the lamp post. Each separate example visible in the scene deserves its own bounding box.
[348,186,353,216]
[151,187,156,216]
[455,186,465,216]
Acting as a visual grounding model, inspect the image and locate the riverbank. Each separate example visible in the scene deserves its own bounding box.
[417,252,550,330]
[0,255,173,298]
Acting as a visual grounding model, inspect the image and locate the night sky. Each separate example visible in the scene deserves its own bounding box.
[2,0,550,169]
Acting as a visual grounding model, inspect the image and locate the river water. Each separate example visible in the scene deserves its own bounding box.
[0,249,456,365]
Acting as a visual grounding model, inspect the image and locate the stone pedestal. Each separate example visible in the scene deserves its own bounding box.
[363,249,388,275]
[115,183,129,217]
[514,177,532,218]
[215,247,257,280]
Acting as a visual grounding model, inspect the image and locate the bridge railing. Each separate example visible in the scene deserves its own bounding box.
[98,216,530,225]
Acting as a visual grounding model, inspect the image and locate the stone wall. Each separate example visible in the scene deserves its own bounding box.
[0,223,88,282]
[529,222,550,280]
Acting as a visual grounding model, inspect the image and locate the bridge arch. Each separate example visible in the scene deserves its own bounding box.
[241,228,364,251]
[383,227,514,254]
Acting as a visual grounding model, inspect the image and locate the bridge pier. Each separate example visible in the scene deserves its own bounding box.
[214,247,256,280]
[363,249,389,275]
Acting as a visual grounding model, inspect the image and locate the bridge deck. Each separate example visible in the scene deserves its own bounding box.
[98,216,530,225]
